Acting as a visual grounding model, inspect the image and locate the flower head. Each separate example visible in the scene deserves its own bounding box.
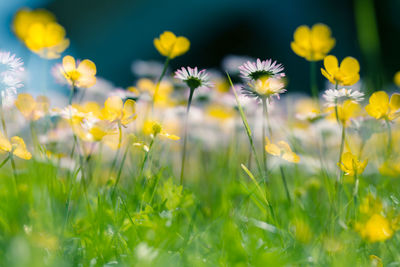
[357,214,393,243]
[0,132,32,160]
[327,99,361,126]
[323,88,364,107]
[154,31,190,59]
[60,55,97,88]
[15,93,49,121]
[365,91,400,121]
[175,67,212,89]
[0,51,24,109]
[338,151,367,176]
[321,55,360,86]
[242,76,286,100]
[143,120,180,140]
[394,71,400,87]
[12,8,55,41]
[265,136,300,163]
[291,23,335,61]
[238,58,285,80]
[101,96,137,126]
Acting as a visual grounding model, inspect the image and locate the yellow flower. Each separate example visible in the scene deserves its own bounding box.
[246,76,286,99]
[321,55,360,86]
[394,71,400,87]
[24,22,69,59]
[0,132,32,160]
[291,23,335,61]
[327,99,360,126]
[265,136,300,163]
[379,157,400,177]
[143,120,180,140]
[15,93,49,121]
[13,8,56,41]
[136,78,174,106]
[357,214,393,243]
[338,151,367,176]
[154,31,190,59]
[206,104,235,121]
[101,96,137,126]
[61,55,97,88]
[365,91,400,121]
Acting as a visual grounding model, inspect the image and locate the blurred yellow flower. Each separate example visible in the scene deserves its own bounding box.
[357,214,393,243]
[338,151,367,176]
[143,120,180,140]
[136,78,174,106]
[321,55,360,86]
[265,137,300,163]
[61,55,97,88]
[13,8,56,41]
[101,96,137,126]
[15,93,49,121]
[359,194,383,215]
[206,104,235,121]
[246,76,286,99]
[24,22,69,59]
[379,157,400,177]
[365,91,400,121]
[394,71,400,87]
[291,23,335,61]
[154,31,190,59]
[0,132,32,160]
[328,99,361,126]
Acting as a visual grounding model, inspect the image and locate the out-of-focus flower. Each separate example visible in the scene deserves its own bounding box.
[0,132,32,160]
[205,104,235,122]
[135,78,174,106]
[101,96,137,127]
[143,120,179,140]
[175,67,212,89]
[357,214,393,243]
[265,136,300,163]
[24,22,69,59]
[379,157,400,177]
[238,58,285,80]
[295,98,325,122]
[290,218,312,244]
[394,71,400,87]
[323,88,364,107]
[0,51,24,109]
[321,55,360,86]
[78,118,116,142]
[291,23,335,61]
[60,55,97,88]
[365,91,400,121]
[327,99,361,126]
[15,93,49,121]
[338,151,367,176]
[12,8,55,41]
[131,60,165,78]
[222,55,254,75]
[154,31,190,59]
[243,76,286,100]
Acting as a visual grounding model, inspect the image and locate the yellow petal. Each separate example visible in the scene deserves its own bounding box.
[77,59,96,76]
[11,136,32,160]
[265,137,281,156]
[15,93,36,119]
[121,99,137,126]
[63,55,76,73]
[154,38,168,57]
[103,96,123,121]
[365,91,389,119]
[323,55,339,75]
[293,25,311,48]
[0,132,12,152]
[170,36,190,59]
[389,93,400,112]
[339,57,360,75]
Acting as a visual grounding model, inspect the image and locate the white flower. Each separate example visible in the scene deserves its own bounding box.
[239,58,285,81]
[243,77,286,100]
[0,51,24,108]
[323,88,364,107]
[174,66,212,89]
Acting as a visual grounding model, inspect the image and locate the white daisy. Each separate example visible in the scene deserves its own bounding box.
[0,51,24,108]
[0,51,24,73]
[242,77,286,101]
[323,88,364,107]
[238,58,285,81]
[174,66,212,89]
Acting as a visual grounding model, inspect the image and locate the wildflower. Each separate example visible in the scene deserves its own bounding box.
[143,120,180,140]
[365,91,400,121]
[321,55,360,86]
[15,93,49,121]
[291,23,335,61]
[265,136,300,163]
[154,31,190,59]
[12,8,55,41]
[0,51,24,108]
[101,96,137,127]
[175,66,212,89]
[78,118,116,142]
[394,71,400,87]
[0,132,32,160]
[295,98,325,122]
[327,99,361,126]
[135,78,174,106]
[60,55,97,88]
[238,58,285,80]
[242,76,286,101]
[357,214,393,243]
[379,157,400,177]
[205,104,235,121]
[24,22,69,59]
[323,88,364,107]
[338,151,367,176]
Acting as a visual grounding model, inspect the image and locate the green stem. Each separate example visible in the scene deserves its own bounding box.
[385,118,392,156]
[180,87,195,185]
[310,61,318,98]
[0,155,10,168]
[109,122,123,175]
[152,57,170,108]
[138,138,155,179]
[111,144,130,197]
[280,166,291,204]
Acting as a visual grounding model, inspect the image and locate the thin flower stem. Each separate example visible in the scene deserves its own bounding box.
[111,144,130,198]
[226,72,263,178]
[138,138,155,179]
[152,57,170,109]
[310,61,318,98]
[280,166,291,204]
[180,87,195,185]
[261,97,269,179]
[385,118,392,156]
[0,155,10,168]
[109,122,123,175]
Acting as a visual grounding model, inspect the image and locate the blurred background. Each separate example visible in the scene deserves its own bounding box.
[0,0,399,94]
